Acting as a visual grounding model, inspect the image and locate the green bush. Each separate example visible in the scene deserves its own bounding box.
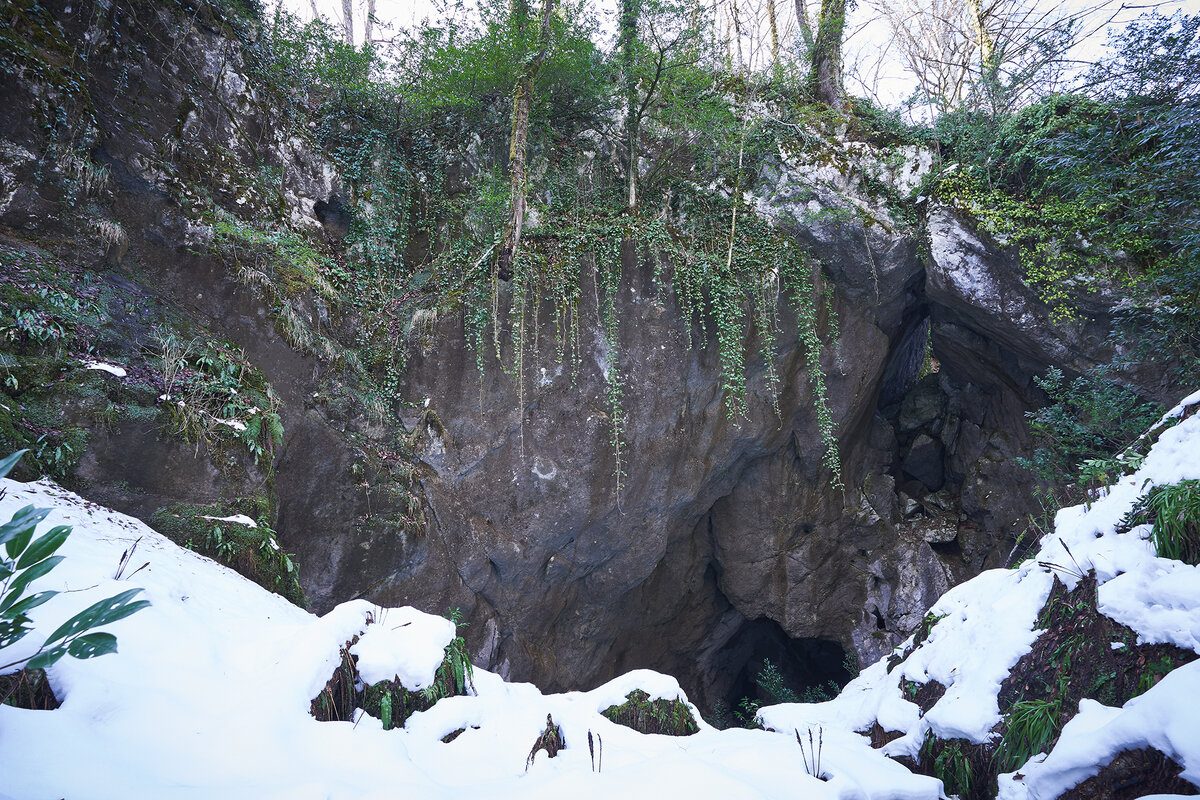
[1019,365,1162,491]
[149,501,305,607]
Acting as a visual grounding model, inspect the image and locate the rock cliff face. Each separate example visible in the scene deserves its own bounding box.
[0,0,1154,710]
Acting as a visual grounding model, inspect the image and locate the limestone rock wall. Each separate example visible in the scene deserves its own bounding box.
[0,0,1155,710]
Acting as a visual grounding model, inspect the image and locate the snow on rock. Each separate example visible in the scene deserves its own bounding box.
[83,360,127,377]
[998,662,1200,799]
[350,607,455,689]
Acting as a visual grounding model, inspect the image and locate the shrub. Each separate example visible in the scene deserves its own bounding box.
[1019,365,1162,490]
[149,501,305,607]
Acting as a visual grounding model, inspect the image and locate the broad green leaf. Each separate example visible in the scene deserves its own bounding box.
[16,525,70,570]
[43,589,148,646]
[0,505,50,549]
[2,556,64,604]
[381,691,393,731]
[0,614,32,648]
[25,644,68,671]
[0,589,57,617]
[66,632,118,659]
[0,450,28,479]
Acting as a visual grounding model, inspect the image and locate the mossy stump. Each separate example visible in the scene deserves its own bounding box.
[526,713,565,770]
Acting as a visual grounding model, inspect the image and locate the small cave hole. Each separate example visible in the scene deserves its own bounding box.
[714,618,854,719]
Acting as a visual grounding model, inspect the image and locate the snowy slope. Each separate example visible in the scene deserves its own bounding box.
[3,389,1199,799]
[0,480,935,799]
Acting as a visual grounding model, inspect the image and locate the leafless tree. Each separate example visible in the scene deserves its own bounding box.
[869,0,1121,113]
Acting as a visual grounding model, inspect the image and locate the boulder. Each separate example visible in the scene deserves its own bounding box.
[903,434,945,492]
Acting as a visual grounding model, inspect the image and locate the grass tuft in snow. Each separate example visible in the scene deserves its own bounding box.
[1119,478,1200,565]
[997,695,1062,772]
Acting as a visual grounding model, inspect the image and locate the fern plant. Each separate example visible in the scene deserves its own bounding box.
[421,608,475,703]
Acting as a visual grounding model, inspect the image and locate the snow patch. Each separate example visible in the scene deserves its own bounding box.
[200,514,258,528]
[84,360,127,377]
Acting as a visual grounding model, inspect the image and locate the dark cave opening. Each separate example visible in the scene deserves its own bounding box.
[716,618,854,714]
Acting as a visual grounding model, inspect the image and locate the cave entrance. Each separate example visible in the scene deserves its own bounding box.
[717,618,853,713]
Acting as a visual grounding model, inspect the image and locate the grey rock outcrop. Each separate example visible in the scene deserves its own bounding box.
[0,0,1165,712]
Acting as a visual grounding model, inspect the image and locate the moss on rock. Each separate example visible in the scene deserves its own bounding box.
[150,499,305,607]
[600,689,699,736]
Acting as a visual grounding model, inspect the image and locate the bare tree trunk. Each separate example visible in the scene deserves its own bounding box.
[730,0,744,69]
[808,0,846,107]
[364,0,376,43]
[794,0,814,51]
[621,0,640,212]
[968,0,997,84]
[497,0,555,281]
[767,0,779,64]
[341,0,353,44]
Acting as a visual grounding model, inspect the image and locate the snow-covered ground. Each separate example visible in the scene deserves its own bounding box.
[0,481,934,799]
[2,389,1199,799]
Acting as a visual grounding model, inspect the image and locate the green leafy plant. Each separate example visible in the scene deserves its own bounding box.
[0,450,149,678]
[424,608,475,702]
[755,657,800,705]
[1018,366,1162,493]
[935,740,973,797]
[998,695,1062,770]
[148,501,304,607]
[1121,479,1200,565]
[1137,653,1187,695]
[918,731,974,797]
[156,334,284,467]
